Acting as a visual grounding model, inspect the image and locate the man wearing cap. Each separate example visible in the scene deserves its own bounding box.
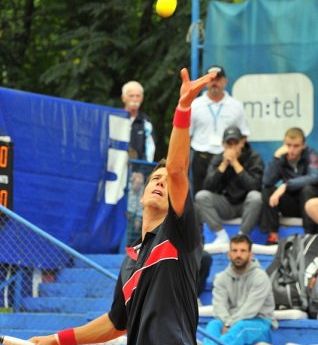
[195,126,263,244]
[190,65,250,195]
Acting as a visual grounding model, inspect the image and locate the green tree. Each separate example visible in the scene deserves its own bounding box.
[0,0,240,158]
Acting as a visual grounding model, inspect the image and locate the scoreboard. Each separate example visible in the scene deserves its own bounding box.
[0,139,13,210]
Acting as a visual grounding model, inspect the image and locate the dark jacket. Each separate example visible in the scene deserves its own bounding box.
[263,147,318,191]
[203,143,264,204]
[130,111,153,161]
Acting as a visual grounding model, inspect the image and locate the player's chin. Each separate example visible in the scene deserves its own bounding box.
[148,199,168,211]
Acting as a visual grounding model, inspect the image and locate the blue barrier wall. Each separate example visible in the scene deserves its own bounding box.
[0,87,129,255]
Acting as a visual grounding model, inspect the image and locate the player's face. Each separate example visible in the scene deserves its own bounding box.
[122,88,143,112]
[284,136,305,161]
[141,167,169,212]
[229,241,252,271]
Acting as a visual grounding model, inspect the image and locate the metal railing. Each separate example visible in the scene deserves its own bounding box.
[0,159,215,345]
[0,204,119,328]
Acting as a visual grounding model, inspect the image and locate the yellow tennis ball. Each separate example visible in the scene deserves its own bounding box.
[155,0,177,18]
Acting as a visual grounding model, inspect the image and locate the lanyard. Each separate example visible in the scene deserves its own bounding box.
[207,103,223,130]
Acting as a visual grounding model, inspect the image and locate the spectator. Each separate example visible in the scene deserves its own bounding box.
[304,151,318,227]
[29,67,220,345]
[195,126,264,245]
[126,172,145,245]
[121,81,156,244]
[121,80,155,162]
[197,250,213,303]
[203,234,275,345]
[195,203,213,305]
[305,196,318,224]
[190,65,250,195]
[260,127,318,245]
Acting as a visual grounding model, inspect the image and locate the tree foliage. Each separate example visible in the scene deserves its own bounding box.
[0,0,238,158]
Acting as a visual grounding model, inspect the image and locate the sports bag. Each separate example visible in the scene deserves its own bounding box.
[266,234,318,314]
[306,258,318,318]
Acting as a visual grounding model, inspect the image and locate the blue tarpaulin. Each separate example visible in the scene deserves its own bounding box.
[0,87,130,257]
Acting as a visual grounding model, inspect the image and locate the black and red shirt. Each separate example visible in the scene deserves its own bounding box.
[108,193,202,345]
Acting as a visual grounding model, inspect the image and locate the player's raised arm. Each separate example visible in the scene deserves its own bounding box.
[166,67,219,216]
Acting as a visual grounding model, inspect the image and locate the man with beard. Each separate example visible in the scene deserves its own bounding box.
[203,234,275,345]
[190,65,250,195]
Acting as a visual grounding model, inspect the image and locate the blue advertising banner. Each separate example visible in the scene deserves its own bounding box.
[0,87,130,256]
[203,0,318,163]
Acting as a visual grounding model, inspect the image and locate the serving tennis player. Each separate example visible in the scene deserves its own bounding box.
[30,67,220,345]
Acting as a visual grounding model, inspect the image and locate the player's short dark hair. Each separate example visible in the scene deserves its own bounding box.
[145,158,166,186]
[230,234,253,251]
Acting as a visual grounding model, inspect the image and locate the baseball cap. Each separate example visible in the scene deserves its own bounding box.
[208,65,226,78]
[223,126,243,142]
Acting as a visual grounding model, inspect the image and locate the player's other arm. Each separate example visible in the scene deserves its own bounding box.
[29,313,126,345]
[167,68,219,216]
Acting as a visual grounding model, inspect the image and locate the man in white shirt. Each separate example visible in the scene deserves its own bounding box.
[190,65,250,195]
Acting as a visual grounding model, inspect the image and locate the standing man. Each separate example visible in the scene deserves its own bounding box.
[203,234,275,345]
[29,68,220,345]
[121,81,155,162]
[195,126,263,245]
[260,127,318,244]
[190,65,250,195]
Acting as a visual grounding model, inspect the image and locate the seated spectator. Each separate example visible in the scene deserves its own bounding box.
[305,196,318,224]
[260,127,318,245]
[197,250,213,304]
[126,171,145,245]
[195,126,264,245]
[203,234,275,345]
[305,183,318,226]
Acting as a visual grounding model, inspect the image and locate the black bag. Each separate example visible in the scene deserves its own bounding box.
[266,234,318,314]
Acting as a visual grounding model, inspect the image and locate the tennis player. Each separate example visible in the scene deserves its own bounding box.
[30,67,220,345]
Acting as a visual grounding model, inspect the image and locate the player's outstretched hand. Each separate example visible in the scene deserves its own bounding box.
[178,67,220,110]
